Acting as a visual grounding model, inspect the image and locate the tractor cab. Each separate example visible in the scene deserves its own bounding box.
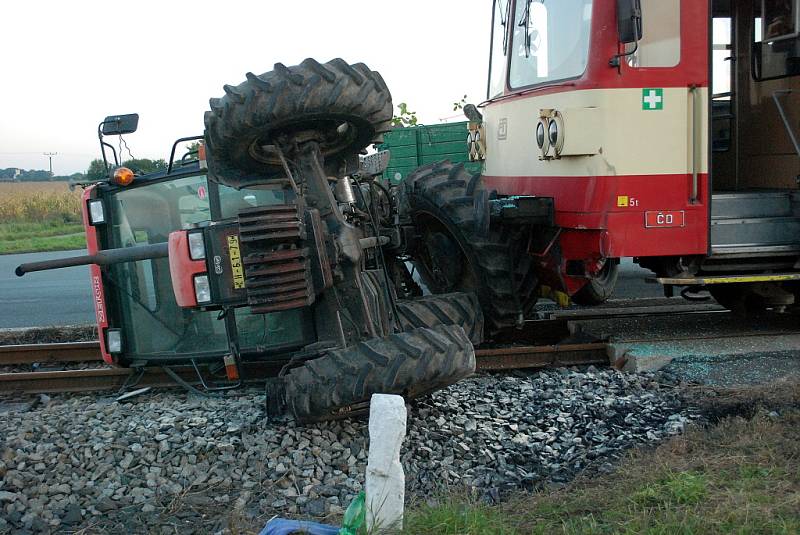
[92,168,310,366]
[17,115,311,367]
[474,0,800,310]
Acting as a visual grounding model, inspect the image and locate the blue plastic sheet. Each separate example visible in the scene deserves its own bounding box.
[258,517,341,535]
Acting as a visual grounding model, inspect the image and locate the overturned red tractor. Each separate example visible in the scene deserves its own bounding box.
[17,60,486,422]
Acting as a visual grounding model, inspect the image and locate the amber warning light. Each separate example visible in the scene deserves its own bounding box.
[112,167,135,186]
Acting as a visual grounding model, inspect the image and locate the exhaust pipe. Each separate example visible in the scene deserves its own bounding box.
[15,242,169,277]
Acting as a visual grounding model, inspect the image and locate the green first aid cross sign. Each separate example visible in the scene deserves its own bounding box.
[643,88,664,110]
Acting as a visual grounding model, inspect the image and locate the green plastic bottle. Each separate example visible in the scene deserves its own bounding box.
[339,491,366,535]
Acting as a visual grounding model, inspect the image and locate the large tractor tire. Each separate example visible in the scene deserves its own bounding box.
[571,259,619,306]
[396,292,484,346]
[204,58,393,188]
[401,161,538,333]
[284,325,475,423]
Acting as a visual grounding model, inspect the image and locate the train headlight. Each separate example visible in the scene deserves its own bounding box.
[187,231,206,261]
[193,275,212,304]
[536,121,546,149]
[549,113,565,156]
[88,199,105,225]
[537,118,551,158]
[548,119,559,146]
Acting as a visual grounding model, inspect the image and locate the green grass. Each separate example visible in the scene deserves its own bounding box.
[0,222,85,254]
[404,406,800,535]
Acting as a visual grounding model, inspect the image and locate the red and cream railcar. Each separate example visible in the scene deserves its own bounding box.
[481,0,800,308]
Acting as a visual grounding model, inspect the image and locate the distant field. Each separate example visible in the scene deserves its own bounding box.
[0,182,85,254]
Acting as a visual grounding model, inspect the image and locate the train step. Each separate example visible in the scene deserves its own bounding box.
[710,191,800,254]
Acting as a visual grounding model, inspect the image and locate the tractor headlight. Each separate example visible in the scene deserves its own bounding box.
[106,329,122,353]
[188,231,206,260]
[193,275,212,304]
[88,199,105,225]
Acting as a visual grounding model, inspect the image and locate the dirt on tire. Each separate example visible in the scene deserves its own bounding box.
[284,324,475,423]
[396,292,484,346]
[203,58,393,189]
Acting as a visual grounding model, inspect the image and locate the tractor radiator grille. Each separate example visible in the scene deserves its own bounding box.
[238,204,305,243]
[237,204,315,313]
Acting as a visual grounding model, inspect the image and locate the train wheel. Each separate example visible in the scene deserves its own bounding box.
[571,259,620,306]
[709,282,794,314]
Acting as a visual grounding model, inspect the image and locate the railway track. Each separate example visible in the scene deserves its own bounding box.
[3,301,796,395]
[0,340,610,394]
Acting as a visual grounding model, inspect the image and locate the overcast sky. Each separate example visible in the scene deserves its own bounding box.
[0,1,490,175]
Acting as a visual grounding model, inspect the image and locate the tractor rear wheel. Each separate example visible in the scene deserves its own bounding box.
[396,292,484,346]
[284,325,475,423]
[571,259,619,306]
[401,161,538,333]
[204,58,393,189]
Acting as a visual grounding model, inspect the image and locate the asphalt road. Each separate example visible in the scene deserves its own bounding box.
[612,258,664,300]
[0,250,660,329]
[0,250,94,329]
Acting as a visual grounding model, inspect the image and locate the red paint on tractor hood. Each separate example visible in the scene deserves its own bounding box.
[168,230,206,307]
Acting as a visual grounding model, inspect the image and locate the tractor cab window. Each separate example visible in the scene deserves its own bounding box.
[488,0,511,98]
[509,0,593,89]
[218,184,288,220]
[753,0,800,80]
[105,174,306,359]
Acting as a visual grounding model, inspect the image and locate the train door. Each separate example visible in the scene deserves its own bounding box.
[708,0,800,268]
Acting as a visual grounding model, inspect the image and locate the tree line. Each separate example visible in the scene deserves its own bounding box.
[0,158,168,182]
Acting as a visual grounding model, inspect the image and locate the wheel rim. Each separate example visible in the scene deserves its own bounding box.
[416,214,477,293]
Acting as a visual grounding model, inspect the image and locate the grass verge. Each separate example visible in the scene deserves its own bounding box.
[0,222,85,254]
[404,383,800,535]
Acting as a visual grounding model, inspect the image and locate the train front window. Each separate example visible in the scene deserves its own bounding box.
[488,0,511,98]
[509,0,593,89]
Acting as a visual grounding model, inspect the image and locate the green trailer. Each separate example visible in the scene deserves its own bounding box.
[378,121,482,184]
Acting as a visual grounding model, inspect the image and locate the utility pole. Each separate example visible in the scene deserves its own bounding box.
[43,152,57,177]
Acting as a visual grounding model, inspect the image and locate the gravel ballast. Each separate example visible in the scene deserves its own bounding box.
[0,368,696,533]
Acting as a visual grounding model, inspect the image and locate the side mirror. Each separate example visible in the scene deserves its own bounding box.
[617,0,643,44]
[101,113,139,136]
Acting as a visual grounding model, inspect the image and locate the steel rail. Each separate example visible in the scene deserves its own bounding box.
[0,342,100,365]
[0,362,284,394]
[475,343,608,370]
[0,343,611,394]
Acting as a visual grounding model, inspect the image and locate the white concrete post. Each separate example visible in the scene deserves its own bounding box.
[365,394,407,532]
